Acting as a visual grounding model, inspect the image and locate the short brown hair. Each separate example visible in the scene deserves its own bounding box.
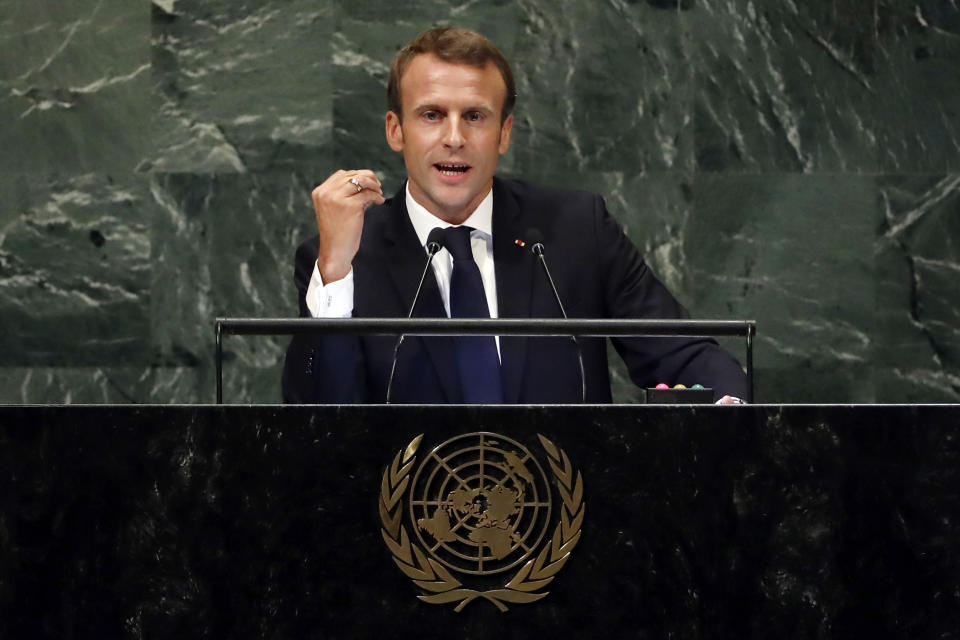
[387,27,516,123]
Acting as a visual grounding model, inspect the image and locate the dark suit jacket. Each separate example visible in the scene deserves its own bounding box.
[282,177,748,404]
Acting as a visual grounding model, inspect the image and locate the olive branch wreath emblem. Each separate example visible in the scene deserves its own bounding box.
[378,433,585,612]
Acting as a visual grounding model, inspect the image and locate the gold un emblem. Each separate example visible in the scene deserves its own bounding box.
[379,432,585,611]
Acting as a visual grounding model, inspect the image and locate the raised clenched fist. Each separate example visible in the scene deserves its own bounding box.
[310,169,385,283]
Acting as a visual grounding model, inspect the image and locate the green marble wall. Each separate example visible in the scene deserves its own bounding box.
[1,0,957,404]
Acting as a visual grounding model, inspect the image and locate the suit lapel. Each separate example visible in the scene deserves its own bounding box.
[492,178,535,403]
[383,189,460,402]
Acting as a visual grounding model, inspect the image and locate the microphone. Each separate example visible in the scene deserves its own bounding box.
[386,227,445,403]
[524,228,586,403]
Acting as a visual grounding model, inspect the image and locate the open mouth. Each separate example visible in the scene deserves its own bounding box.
[434,163,470,176]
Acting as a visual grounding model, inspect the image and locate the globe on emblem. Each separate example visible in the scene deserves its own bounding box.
[408,432,553,575]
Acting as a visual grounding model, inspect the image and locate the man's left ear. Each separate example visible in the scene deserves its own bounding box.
[498,113,513,155]
[385,110,404,152]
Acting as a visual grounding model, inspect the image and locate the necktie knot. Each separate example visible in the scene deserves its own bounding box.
[443,226,474,261]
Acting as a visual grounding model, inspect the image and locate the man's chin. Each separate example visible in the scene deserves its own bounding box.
[426,194,478,222]
[410,177,490,222]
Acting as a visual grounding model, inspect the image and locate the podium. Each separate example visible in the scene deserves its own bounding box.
[1,404,958,638]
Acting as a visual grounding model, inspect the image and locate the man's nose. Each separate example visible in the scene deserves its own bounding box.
[442,117,465,148]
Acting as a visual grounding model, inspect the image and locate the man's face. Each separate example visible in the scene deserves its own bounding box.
[385,53,513,224]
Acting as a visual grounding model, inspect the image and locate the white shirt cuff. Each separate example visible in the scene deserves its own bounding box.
[305,263,354,318]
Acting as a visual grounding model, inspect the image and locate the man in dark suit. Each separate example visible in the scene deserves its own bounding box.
[282,27,748,405]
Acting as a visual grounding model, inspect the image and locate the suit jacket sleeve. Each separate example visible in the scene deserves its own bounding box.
[594,195,749,400]
[281,237,368,403]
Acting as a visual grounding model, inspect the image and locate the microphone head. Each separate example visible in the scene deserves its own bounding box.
[426,227,446,254]
[524,228,545,255]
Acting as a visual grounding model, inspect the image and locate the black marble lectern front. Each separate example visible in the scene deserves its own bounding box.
[1,405,958,638]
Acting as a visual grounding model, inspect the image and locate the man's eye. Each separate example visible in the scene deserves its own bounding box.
[423,112,440,121]
[465,112,483,122]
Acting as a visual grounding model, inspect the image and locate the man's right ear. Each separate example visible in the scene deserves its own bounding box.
[385,111,404,151]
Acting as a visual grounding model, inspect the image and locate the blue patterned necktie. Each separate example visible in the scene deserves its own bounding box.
[443,226,503,403]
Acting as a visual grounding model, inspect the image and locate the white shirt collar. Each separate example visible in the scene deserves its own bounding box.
[405,181,494,246]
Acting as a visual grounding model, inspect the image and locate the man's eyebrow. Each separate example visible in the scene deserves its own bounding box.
[413,103,445,113]
[413,102,494,113]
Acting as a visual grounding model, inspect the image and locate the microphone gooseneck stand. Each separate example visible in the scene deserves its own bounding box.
[385,227,445,404]
[526,229,587,404]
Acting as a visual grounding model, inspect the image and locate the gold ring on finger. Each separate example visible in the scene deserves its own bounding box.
[349,177,362,193]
